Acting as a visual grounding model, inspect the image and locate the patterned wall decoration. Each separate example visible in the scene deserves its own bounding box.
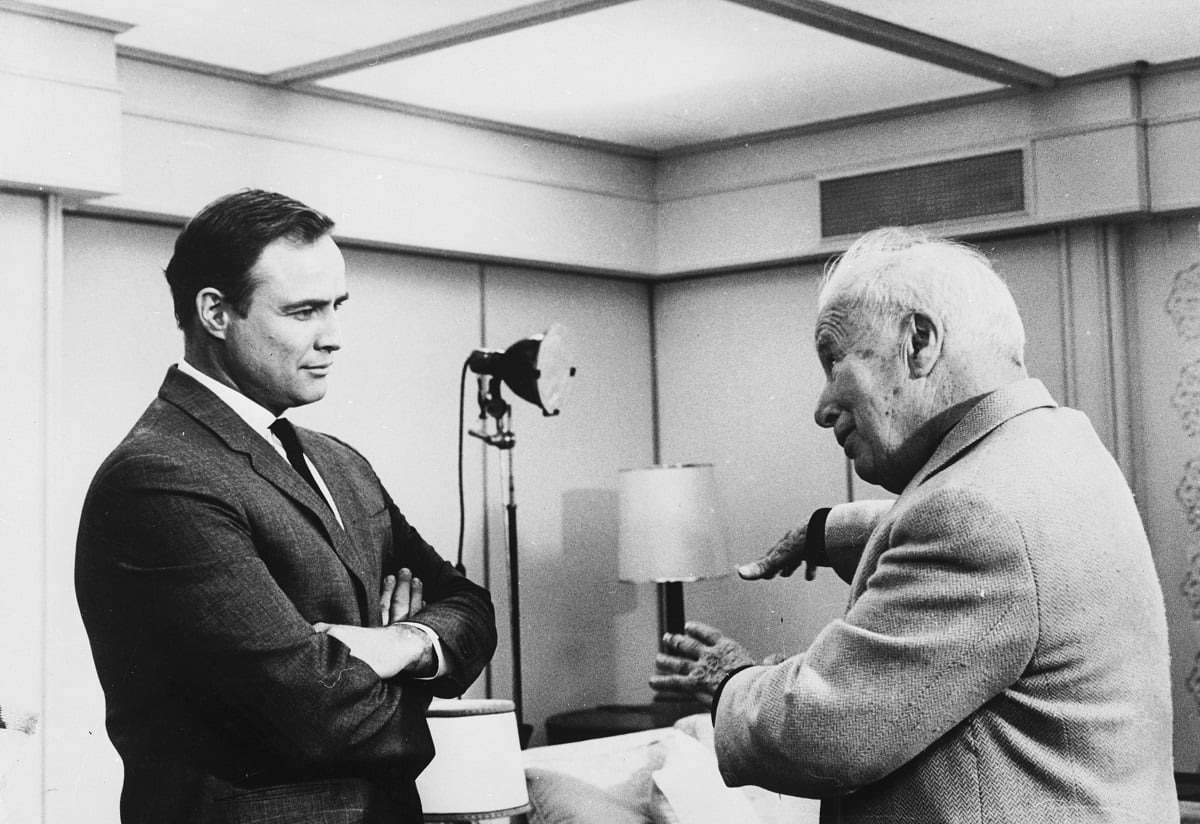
[1184,553,1200,620]
[1178,460,1200,531]
[1167,262,1200,340]
[1172,361,1200,438]
[1169,259,1200,720]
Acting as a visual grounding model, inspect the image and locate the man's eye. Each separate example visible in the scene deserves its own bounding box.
[293,308,315,320]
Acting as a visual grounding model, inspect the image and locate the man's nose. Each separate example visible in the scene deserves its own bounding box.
[814,388,838,429]
[316,312,342,352]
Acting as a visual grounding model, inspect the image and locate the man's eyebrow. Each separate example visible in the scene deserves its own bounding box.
[280,293,349,311]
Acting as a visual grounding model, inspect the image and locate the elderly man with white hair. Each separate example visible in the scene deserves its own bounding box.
[652,227,1178,822]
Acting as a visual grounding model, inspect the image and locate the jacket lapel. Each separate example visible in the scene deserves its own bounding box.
[157,367,374,600]
[903,378,1057,494]
[847,379,1057,604]
[296,428,381,600]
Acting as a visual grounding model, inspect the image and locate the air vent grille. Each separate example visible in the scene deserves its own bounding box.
[820,149,1025,238]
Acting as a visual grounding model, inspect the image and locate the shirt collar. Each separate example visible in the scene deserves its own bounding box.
[177,360,279,441]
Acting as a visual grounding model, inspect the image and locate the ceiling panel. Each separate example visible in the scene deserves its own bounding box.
[829,0,1200,76]
[316,0,999,151]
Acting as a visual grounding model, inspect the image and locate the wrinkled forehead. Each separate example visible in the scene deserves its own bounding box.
[814,295,877,350]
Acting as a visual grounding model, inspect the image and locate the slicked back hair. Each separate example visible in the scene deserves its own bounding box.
[164,189,335,329]
[818,226,1026,372]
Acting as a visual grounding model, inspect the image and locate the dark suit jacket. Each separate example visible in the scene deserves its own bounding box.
[715,380,1177,822]
[76,367,497,823]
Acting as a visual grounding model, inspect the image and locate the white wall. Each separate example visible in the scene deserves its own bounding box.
[104,59,657,275]
[480,266,657,743]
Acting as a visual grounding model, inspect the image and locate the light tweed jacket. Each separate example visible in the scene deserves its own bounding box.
[714,379,1178,823]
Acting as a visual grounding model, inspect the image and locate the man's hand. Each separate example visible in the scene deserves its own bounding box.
[649,621,756,707]
[380,568,423,625]
[737,524,807,580]
[314,568,434,679]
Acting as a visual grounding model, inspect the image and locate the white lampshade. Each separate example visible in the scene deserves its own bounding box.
[416,698,531,821]
[618,463,730,583]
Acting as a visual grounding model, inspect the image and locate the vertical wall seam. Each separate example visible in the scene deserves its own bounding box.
[648,281,661,465]
[476,261,492,699]
[40,192,63,822]
[1056,227,1078,408]
[1131,68,1152,213]
[1102,224,1137,486]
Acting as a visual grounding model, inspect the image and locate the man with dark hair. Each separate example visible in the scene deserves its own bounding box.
[652,227,1177,822]
[76,189,496,823]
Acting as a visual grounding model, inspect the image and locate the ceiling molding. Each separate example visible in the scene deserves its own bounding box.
[300,82,658,159]
[267,0,636,87]
[0,0,133,33]
[727,0,1058,89]
[660,85,1025,158]
[118,45,270,85]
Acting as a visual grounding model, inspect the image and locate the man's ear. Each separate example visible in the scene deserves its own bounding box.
[195,288,230,340]
[905,312,942,378]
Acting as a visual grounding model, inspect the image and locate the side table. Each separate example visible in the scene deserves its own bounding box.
[544,701,707,745]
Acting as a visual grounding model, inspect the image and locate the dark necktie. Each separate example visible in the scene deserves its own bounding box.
[269,418,329,508]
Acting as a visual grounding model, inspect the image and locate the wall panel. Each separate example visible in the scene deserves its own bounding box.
[1126,214,1200,771]
[654,265,852,660]
[480,266,655,746]
[290,248,485,579]
[1,190,50,823]
[50,216,181,823]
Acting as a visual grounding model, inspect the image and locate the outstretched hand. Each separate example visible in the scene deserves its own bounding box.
[737,524,808,580]
[650,621,756,707]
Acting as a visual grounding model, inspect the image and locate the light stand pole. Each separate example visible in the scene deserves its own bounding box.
[500,448,524,739]
[469,376,532,745]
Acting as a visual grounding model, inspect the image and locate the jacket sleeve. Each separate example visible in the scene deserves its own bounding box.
[383,495,497,698]
[713,486,1038,797]
[823,499,894,582]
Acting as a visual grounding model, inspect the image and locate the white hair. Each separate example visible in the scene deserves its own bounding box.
[818,227,1026,372]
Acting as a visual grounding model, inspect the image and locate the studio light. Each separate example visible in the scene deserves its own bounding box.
[458,323,575,744]
[466,322,573,419]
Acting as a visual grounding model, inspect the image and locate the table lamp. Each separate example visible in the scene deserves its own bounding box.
[416,698,531,822]
[618,463,730,636]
